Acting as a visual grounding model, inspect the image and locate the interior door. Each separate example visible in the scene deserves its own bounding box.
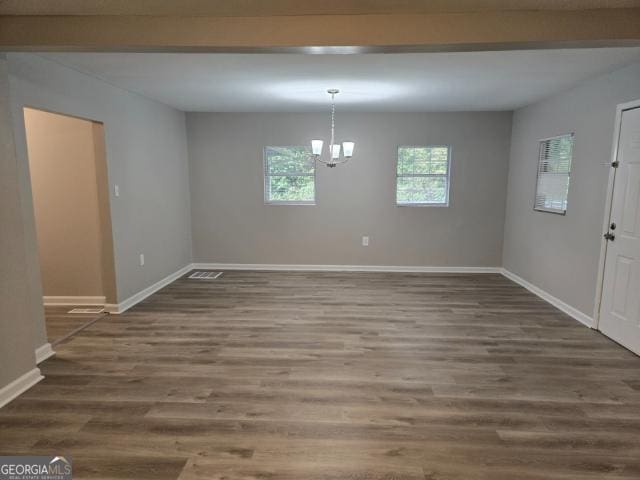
[599,106,640,355]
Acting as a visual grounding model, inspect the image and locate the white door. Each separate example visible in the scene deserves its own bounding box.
[599,106,640,355]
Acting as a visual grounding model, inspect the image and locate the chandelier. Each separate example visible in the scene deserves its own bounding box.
[311,89,355,168]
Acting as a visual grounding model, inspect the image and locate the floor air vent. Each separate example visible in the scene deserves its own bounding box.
[189,271,223,280]
[68,307,104,314]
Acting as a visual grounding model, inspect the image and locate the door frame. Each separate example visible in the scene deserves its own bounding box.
[593,98,640,330]
[21,106,119,309]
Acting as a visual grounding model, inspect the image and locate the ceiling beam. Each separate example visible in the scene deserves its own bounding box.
[2,0,640,16]
[1,9,639,52]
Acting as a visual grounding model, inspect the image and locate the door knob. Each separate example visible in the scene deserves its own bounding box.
[604,232,615,241]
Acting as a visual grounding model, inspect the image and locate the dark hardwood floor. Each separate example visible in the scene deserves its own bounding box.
[2,271,640,479]
[44,305,106,346]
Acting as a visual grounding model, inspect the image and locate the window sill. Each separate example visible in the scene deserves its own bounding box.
[265,202,316,206]
[533,207,566,215]
[396,203,449,207]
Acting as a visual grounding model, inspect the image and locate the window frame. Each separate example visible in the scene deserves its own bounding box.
[263,146,317,206]
[533,133,574,216]
[395,145,452,207]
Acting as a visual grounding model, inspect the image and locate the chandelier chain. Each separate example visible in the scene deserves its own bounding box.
[330,92,336,151]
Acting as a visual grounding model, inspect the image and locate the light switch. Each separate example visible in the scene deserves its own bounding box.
[139,254,145,266]
[362,236,369,247]
[114,184,120,197]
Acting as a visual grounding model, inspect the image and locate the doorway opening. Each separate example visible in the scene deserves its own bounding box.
[23,107,117,345]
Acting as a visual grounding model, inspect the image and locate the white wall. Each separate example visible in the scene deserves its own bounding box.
[503,61,640,319]
[187,111,512,267]
[8,54,193,313]
[0,54,40,390]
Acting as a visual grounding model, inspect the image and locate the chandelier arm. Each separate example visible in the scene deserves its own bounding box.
[331,156,350,165]
[316,156,350,166]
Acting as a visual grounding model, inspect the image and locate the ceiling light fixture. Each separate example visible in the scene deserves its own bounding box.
[311,89,355,168]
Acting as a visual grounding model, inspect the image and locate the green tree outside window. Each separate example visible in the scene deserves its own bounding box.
[265,146,315,204]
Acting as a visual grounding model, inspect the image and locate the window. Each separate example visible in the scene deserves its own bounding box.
[534,134,574,215]
[396,146,451,206]
[264,146,315,204]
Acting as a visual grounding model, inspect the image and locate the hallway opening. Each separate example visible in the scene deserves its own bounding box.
[24,107,116,344]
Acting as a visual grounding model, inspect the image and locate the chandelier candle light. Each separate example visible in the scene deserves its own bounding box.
[311,89,355,168]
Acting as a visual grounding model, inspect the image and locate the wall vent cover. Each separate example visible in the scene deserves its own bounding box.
[188,271,223,280]
[68,307,104,314]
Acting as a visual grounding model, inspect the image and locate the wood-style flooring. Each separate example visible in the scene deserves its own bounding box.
[44,305,106,346]
[2,271,640,479]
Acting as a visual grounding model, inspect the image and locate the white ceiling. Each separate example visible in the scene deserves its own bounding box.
[43,48,640,112]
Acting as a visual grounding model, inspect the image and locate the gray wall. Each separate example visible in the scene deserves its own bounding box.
[188,112,512,267]
[8,53,193,313]
[0,54,39,388]
[503,61,640,318]
[25,108,105,298]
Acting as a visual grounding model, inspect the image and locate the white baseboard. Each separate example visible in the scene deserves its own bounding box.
[35,343,55,363]
[103,262,500,313]
[96,263,592,332]
[105,264,193,314]
[0,368,43,409]
[500,268,593,328]
[43,296,106,306]
[192,263,502,274]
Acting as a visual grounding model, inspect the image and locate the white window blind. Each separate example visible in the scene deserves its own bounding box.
[534,134,574,215]
[396,146,451,206]
[264,146,315,204]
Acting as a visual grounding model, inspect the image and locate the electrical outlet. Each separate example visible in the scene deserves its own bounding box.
[362,236,369,247]
[114,184,120,197]
[139,253,145,266]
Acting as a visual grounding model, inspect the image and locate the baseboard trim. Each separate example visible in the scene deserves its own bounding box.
[35,343,55,364]
[96,262,593,330]
[500,268,594,328]
[43,296,106,306]
[0,368,43,409]
[105,264,193,314]
[192,263,502,274]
